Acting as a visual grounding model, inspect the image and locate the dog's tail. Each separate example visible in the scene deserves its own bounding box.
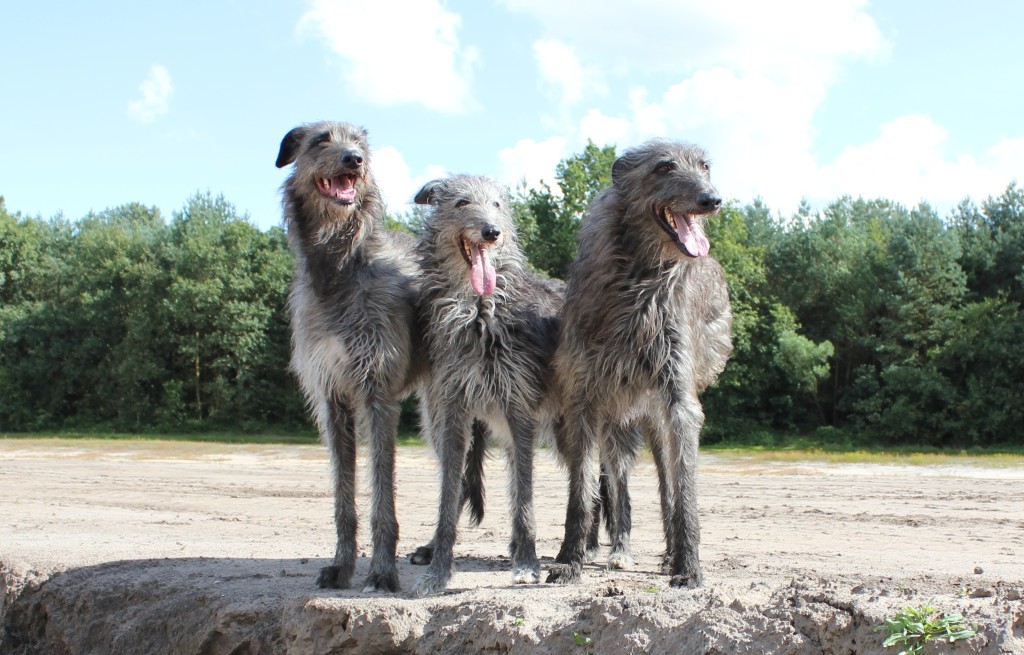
[462,420,488,527]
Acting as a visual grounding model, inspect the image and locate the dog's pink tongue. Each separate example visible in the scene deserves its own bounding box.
[470,243,496,295]
[678,216,711,257]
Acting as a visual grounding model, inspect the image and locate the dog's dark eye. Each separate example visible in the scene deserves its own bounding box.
[492,201,500,209]
[312,132,332,147]
[455,199,471,208]
[701,161,711,173]
[655,161,676,174]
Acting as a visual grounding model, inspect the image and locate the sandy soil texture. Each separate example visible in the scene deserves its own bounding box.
[1,439,1022,654]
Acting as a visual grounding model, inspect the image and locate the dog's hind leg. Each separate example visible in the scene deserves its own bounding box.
[604,426,639,570]
[317,397,358,589]
[414,405,471,596]
[586,467,608,558]
[642,415,675,572]
[362,397,402,593]
[506,413,540,584]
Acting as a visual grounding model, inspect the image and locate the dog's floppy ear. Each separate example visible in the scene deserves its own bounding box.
[414,179,446,205]
[276,126,308,168]
[611,151,638,184]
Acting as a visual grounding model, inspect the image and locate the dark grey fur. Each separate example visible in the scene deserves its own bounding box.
[411,175,563,596]
[277,121,424,593]
[546,139,733,588]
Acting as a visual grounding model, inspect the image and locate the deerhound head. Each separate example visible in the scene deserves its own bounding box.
[611,139,722,259]
[415,175,520,297]
[276,121,376,212]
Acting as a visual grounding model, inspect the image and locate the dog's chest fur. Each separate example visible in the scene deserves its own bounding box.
[423,286,550,412]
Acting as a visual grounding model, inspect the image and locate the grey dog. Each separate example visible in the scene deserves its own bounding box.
[276,121,425,592]
[411,175,563,596]
[546,139,733,588]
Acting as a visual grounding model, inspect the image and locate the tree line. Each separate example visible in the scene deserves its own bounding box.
[2,145,1022,447]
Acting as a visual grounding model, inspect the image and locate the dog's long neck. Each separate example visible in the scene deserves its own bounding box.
[286,183,385,297]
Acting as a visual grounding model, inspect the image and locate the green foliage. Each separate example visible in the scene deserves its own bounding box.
[1,151,1022,447]
[0,193,305,433]
[875,601,975,654]
[511,141,615,279]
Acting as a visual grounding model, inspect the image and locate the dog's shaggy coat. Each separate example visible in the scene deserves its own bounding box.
[411,175,563,596]
[546,139,732,588]
[276,121,424,592]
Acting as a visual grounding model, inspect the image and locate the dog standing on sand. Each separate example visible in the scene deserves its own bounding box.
[546,139,733,588]
[276,121,424,592]
[410,175,563,596]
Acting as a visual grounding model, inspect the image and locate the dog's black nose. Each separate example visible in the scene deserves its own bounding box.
[697,192,721,212]
[481,225,501,242]
[342,151,364,168]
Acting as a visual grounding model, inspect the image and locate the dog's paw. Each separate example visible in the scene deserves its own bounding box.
[361,569,401,594]
[412,571,448,598]
[607,551,636,570]
[409,545,434,565]
[511,565,540,585]
[669,572,703,589]
[316,565,352,590]
[545,562,583,585]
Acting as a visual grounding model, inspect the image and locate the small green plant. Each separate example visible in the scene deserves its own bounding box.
[511,617,526,627]
[875,601,976,654]
[572,631,592,647]
[643,586,660,593]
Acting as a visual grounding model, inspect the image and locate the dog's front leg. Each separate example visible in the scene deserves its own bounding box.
[317,398,358,589]
[414,404,471,597]
[362,397,402,593]
[666,394,704,588]
[546,411,598,584]
[506,411,540,584]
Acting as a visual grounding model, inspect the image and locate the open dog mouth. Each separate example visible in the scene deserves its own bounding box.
[657,207,711,258]
[316,175,358,204]
[459,237,497,296]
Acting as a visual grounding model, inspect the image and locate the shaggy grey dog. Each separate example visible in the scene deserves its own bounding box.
[546,139,733,588]
[276,121,425,592]
[411,175,563,596]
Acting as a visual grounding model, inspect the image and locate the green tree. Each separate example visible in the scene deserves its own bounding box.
[512,141,616,279]
[162,192,297,426]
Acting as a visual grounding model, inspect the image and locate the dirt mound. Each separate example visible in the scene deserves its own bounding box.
[1,440,1022,654]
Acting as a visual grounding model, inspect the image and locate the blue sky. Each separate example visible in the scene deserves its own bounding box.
[2,1,1022,232]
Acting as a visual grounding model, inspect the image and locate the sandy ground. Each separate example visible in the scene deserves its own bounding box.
[1,438,1023,654]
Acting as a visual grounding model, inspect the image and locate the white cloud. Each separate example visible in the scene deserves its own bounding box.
[373,145,447,210]
[496,136,569,192]
[502,0,886,83]
[816,116,1023,210]
[533,39,604,109]
[299,0,479,114]
[127,65,173,124]
[497,0,1018,214]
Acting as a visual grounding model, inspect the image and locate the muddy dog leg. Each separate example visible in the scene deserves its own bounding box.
[506,414,540,584]
[666,394,704,588]
[362,397,402,592]
[317,397,358,589]
[546,412,598,584]
[414,406,472,596]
